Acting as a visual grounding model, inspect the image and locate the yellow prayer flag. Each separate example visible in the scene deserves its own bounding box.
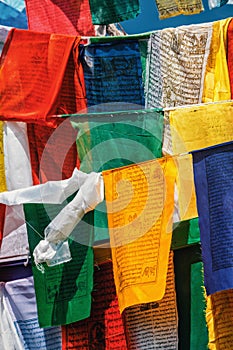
[169,101,233,221]
[175,154,198,220]
[206,289,233,350]
[103,157,177,312]
[202,18,232,103]
[169,101,233,154]
[155,0,203,20]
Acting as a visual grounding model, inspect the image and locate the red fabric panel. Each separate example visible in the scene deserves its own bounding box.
[228,18,233,98]
[0,204,6,248]
[62,261,127,350]
[0,29,80,126]
[25,0,95,36]
[27,119,79,184]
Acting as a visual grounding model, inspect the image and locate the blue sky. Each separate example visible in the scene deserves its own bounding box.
[121,0,232,34]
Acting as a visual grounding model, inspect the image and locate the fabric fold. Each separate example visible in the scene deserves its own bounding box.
[103,156,177,312]
[89,0,140,24]
[227,19,233,98]
[33,172,104,267]
[145,22,212,109]
[0,29,84,125]
[0,169,103,266]
[0,168,89,206]
[0,122,7,247]
[81,40,145,112]
[202,18,232,102]
[25,0,95,36]
[71,109,164,243]
[24,201,94,327]
[154,0,204,19]
[192,141,233,296]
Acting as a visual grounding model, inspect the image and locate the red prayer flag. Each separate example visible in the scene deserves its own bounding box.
[27,119,79,184]
[62,261,127,350]
[25,0,95,36]
[0,29,87,126]
[228,18,233,98]
[0,204,6,248]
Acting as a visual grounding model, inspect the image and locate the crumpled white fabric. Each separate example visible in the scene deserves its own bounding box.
[33,172,104,269]
[208,0,233,8]
[0,283,24,350]
[33,240,72,269]
[0,169,104,269]
[0,168,89,205]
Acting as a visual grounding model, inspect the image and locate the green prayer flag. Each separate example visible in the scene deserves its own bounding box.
[174,244,208,350]
[138,38,150,86]
[89,33,150,44]
[171,217,200,250]
[24,201,94,328]
[89,0,140,25]
[190,262,208,350]
[71,109,164,243]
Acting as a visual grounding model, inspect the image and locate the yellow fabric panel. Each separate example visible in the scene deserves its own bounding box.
[202,18,232,103]
[206,289,233,350]
[175,154,198,220]
[103,157,177,312]
[155,0,203,19]
[169,101,233,154]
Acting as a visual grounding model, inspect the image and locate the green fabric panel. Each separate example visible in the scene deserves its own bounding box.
[89,0,140,25]
[90,32,150,44]
[174,244,208,350]
[71,109,164,242]
[171,217,200,250]
[23,200,94,328]
[190,262,208,350]
[138,38,149,87]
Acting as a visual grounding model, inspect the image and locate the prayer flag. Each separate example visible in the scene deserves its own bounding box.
[202,18,232,103]
[206,289,233,349]
[80,40,145,112]
[0,282,24,349]
[62,261,127,349]
[0,122,6,247]
[71,109,164,242]
[192,142,233,295]
[27,119,79,185]
[25,0,95,36]
[24,201,94,327]
[154,0,203,19]
[0,29,85,126]
[0,25,11,54]
[171,217,200,249]
[103,156,177,312]
[169,101,233,154]
[174,244,208,350]
[89,0,140,25]
[208,0,231,8]
[169,101,233,221]
[145,23,212,108]
[123,252,178,349]
[4,276,62,349]
[227,19,233,98]
[0,122,31,260]
[174,154,198,221]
